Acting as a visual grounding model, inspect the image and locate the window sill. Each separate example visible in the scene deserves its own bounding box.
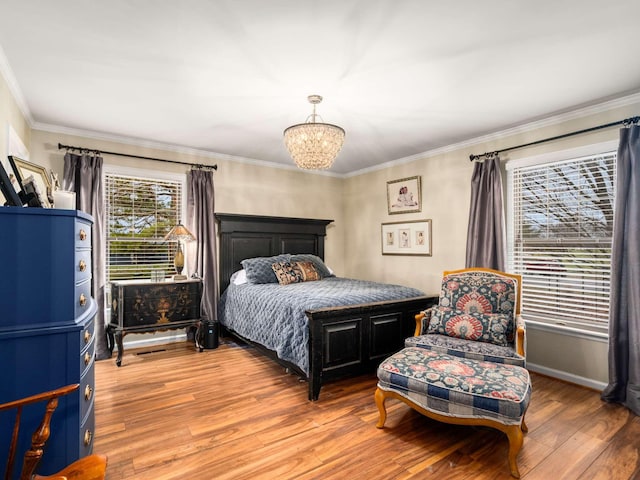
[524,319,608,342]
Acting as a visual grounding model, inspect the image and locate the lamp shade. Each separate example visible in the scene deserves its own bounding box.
[164,223,196,242]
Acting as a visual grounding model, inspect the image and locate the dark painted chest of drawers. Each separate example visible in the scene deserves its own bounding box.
[107,279,202,366]
[0,208,97,479]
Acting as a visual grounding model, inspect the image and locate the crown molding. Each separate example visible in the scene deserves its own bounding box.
[26,89,640,180]
[345,91,640,177]
[34,121,342,178]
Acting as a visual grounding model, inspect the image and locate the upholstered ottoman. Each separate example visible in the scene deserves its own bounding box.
[375,347,531,478]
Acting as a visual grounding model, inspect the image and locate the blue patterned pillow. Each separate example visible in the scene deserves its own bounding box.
[289,254,334,278]
[427,305,511,347]
[241,254,291,284]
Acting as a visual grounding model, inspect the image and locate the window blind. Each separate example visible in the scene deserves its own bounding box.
[105,173,183,282]
[507,152,616,334]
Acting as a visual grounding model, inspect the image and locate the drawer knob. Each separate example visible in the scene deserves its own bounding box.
[79,229,87,241]
[79,259,87,272]
[84,429,92,446]
[84,330,91,344]
[84,384,93,401]
[79,293,87,307]
[84,352,91,366]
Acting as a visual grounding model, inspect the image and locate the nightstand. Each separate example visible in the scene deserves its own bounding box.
[107,278,203,366]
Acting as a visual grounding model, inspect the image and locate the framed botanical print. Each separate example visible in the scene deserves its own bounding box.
[381,219,432,256]
[387,176,421,214]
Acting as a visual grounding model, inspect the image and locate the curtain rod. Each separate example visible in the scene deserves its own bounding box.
[57,143,218,170]
[469,115,640,162]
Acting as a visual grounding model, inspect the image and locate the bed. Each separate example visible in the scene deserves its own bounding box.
[216,213,438,400]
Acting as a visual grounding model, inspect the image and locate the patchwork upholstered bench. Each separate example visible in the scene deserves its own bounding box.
[375,268,531,478]
[376,347,531,477]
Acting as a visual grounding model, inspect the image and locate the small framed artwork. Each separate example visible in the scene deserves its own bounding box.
[8,156,51,207]
[387,176,421,214]
[381,219,432,256]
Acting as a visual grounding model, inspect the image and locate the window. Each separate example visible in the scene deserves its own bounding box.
[105,171,184,282]
[507,148,616,335]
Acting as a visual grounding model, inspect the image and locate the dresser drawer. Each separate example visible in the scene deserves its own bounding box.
[75,279,93,320]
[80,318,96,352]
[79,334,95,378]
[79,400,96,457]
[75,249,92,285]
[80,362,95,423]
[76,220,92,247]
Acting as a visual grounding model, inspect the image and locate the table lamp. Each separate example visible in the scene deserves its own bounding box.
[164,223,196,280]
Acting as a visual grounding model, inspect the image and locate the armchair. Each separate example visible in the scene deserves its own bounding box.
[375,268,531,478]
[409,267,526,365]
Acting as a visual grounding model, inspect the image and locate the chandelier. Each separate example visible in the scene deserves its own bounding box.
[283,95,346,170]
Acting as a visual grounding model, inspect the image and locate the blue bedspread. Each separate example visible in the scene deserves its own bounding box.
[218,277,425,375]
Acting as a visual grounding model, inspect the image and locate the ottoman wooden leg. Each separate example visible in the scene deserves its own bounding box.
[374,388,388,428]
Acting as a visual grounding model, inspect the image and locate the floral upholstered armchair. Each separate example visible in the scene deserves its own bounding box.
[408,267,526,366]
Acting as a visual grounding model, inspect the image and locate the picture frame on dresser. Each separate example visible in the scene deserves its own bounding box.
[8,156,52,207]
[0,160,23,206]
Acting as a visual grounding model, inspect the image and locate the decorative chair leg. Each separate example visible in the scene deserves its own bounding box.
[505,424,524,478]
[374,388,387,428]
[521,413,528,433]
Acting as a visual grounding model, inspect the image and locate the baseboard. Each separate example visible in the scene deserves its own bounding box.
[526,362,607,392]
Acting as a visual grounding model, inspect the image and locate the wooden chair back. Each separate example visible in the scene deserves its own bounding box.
[1,384,107,480]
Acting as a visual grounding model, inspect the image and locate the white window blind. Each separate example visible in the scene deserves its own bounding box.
[507,151,616,334]
[105,173,183,282]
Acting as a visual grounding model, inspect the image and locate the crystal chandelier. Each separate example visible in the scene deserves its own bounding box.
[283,95,346,170]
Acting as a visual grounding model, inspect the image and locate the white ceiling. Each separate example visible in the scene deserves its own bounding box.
[1,1,639,174]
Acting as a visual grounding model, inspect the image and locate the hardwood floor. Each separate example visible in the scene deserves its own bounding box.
[93,339,640,480]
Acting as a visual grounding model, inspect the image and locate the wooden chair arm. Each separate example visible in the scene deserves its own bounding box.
[515,315,526,357]
[414,307,434,336]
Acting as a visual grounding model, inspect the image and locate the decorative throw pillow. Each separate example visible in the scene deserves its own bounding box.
[241,254,291,284]
[289,254,334,278]
[427,305,512,347]
[272,261,304,285]
[294,261,320,282]
[271,261,321,285]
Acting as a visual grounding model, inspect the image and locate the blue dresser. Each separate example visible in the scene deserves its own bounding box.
[0,207,97,478]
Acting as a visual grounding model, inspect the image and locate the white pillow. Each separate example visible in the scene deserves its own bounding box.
[231,269,248,285]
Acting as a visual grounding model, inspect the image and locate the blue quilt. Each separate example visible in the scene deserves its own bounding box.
[218,277,425,375]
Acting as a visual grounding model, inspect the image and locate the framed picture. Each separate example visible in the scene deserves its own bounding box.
[0,161,23,206]
[387,176,421,214]
[381,219,432,256]
[8,156,51,208]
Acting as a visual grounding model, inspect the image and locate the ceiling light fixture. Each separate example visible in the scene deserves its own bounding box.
[283,95,345,170]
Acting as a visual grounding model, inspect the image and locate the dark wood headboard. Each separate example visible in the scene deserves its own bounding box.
[215,213,334,293]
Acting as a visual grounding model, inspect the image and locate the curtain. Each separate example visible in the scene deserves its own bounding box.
[62,152,109,360]
[186,169,218,322]
[601,125,640,416]
[465,155,506,271]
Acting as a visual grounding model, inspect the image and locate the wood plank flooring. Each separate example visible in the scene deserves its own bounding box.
[93,339,640,480]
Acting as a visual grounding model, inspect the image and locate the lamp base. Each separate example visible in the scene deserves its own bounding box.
[172,274,188,281]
